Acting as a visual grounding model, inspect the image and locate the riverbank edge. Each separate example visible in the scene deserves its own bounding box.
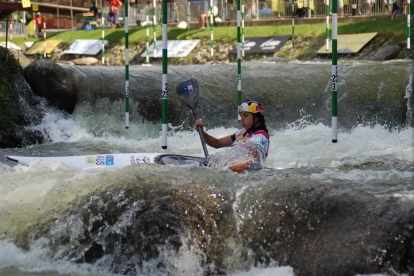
[7,15,409,66]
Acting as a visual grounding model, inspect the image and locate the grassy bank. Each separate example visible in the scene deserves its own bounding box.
[1,19,408,48]
[0,19,409,65]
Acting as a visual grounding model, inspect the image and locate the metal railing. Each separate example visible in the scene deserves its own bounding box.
[1,0,395,32]
[0,21,27,36]
[111,0,391,26]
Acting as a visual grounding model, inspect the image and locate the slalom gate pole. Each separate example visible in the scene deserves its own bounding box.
[43,20,47,58]
[242,0,244,57]
[125,0,130,129]
[210,0,214,56]
[332,0,338,143]
[326,0,329,50]
[408,1,411,49]
[102,8,105,64]
[5,18,8,62]
[146,5,150,63]
[237,0,241,121]
[291,0,294,57]
[33,12,36,37]
[10,18,12,47]
[162,0,168,149]
[153,0,157,58]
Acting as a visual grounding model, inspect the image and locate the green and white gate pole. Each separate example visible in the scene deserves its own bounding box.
[332,0,338,143]
[101,9,105,64]
[162,0,168,149]
[146,5,150,63]
[408,1,411,49]
[125,0,130,129]
[326,0,329,50]
[291,0,294,57]
[210,0,214,56]
[242,0,245,57]
[237,0,241,121]
[153,0,157,58]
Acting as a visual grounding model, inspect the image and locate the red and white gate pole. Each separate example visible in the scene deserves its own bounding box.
[10,18,13,47]
[43,20,47,58]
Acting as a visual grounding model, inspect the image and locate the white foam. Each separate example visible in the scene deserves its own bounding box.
[0,240,114,276]
[231,266,295,276]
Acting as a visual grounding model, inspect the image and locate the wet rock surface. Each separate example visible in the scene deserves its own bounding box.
[19,170,414,276]
[238,183,414,276]
[24,59,78,114]
[0,47,45,148]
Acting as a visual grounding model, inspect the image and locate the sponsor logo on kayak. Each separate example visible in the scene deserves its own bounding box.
[129,156,150,164]
[106,155,114,166]
[86,156,95,164]
[136,156,150,164]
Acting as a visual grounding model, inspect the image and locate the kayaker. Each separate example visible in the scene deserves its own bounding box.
[194,100,270,173]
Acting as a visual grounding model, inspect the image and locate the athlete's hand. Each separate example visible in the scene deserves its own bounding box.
[228,161,252,173]
[194,119,204,131]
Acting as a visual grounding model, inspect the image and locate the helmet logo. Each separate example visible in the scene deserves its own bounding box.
[238,101,265,115]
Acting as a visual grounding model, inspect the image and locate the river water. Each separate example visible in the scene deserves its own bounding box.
[0,59,413,276]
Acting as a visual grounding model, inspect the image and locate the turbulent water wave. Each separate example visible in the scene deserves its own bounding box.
[61,60,413,131]
[0,60,413,276]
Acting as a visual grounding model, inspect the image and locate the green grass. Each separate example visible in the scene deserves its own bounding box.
[0,36,38,50]
[1,19,406,48]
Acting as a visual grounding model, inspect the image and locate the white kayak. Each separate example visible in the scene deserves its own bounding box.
[7,153,207,169]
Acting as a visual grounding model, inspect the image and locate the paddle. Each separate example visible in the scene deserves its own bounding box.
[176,78,209,158]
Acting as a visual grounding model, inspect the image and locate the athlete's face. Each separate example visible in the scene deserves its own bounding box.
[239,112,254,129]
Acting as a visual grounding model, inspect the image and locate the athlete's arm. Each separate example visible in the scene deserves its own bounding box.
[228,161,252,173]
[194,120,233,148]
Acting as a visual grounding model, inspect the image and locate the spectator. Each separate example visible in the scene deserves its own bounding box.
[107,0,123,28]
[89,1,100,27]
[33,12,44,37]
[90,1,98,18]
[198,5,218,29]
[365,0,375,15]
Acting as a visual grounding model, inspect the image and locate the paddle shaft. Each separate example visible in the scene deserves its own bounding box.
[193,110,209,158]
[197,125,209,158]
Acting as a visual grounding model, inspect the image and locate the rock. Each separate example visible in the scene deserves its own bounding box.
[57,60,75,66]
[72,57,99,65]
[24,59,78,113]
[218,45,226,53]
[15,128,45,146]
[369,45,402,61]
[240,184,414,276]
[0,47,46,148]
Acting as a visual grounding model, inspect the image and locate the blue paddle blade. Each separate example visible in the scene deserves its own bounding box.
[176,78,199,113]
